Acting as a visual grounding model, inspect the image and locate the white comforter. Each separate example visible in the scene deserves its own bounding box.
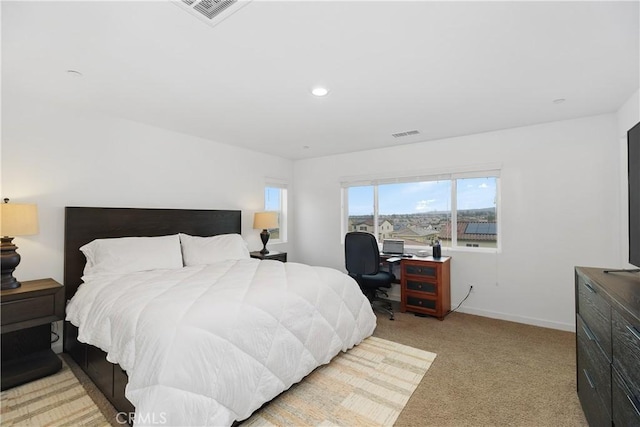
[66,259,376,426]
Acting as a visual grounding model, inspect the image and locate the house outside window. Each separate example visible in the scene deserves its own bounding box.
[342,169,500,251]
[265,184,287,242]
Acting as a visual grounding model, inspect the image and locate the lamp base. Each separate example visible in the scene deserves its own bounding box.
[260,229,270,255]
[1,237,22,290]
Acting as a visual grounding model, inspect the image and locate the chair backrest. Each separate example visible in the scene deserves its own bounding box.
[345,232,381,276]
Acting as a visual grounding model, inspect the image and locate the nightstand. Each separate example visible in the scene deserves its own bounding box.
[250,251,287,262]
[1,278,65,390]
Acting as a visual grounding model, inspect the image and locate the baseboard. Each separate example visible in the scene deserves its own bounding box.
[381,285,574,332]
[456,306,575,332]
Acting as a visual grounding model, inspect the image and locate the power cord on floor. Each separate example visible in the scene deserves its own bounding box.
[445,285,473,318]
[51,322,60,344]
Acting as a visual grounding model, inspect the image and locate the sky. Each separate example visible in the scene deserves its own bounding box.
[265,187,281,211]
[348,177,497,215]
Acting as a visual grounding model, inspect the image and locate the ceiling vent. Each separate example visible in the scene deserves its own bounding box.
[171,0,252,27]
[392,130,421,138]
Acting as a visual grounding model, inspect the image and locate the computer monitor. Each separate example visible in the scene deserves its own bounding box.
[382,239,404,255]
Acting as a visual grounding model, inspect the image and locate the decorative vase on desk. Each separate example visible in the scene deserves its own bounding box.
[432,241,441,259]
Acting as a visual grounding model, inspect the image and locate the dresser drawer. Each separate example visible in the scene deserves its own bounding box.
[1,294,56,326]
[577,274,612,360]
[406,279,437,294]
[577,315,612,424]
[404,263,438,280]
[406,295,437,312]
[613,366,640,427]
[612,309,640,405]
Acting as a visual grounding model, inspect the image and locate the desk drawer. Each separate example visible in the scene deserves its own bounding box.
[577,274,612,360]
[1,294,56,325]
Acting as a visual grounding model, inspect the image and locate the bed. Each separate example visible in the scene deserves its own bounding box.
[62,207,376,426]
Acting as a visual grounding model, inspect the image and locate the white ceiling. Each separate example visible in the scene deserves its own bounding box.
[2,1,639,160]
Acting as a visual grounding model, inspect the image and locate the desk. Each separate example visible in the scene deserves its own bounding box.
[399,256,451,320]
[380,255,402,283]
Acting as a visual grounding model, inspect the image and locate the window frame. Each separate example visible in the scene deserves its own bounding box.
[341,166,501,253]
[264,181,288,244]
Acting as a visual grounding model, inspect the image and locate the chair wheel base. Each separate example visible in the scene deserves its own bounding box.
[371,301,395,320]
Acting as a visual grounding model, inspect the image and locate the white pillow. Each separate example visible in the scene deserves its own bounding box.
[81,234,183,276]
[179,233,250,266]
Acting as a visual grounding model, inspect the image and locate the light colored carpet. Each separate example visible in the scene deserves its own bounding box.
[241,336,437,426]
[0,360,110,427]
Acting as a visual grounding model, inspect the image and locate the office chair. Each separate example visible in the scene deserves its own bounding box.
[345,232,396,320]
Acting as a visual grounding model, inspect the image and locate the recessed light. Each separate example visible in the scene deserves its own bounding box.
[311,87,329,97]
[66,70,83,77]
[553,98,566,104]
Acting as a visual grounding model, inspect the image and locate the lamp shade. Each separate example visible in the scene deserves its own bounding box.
[253,211,278,230]
[1,203,39,237]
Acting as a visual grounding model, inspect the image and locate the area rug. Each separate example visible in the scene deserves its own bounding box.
[0,360,110,427]
[0,337,436,427]
[241,336,437,426]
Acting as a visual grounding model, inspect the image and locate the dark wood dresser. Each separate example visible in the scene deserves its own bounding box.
[575,267,640,426]
[400,256,451,320]
[1,278,65,390]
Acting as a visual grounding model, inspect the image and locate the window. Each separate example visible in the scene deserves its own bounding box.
[342,170,499,251]
[347,186,374,235]
[454,177,498,248]
[265,184,288,242]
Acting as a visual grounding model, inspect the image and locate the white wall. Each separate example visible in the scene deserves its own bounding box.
[1,95,294,286]
[616,89,640,269]
[292,114,622,331]
[3,92,635,336]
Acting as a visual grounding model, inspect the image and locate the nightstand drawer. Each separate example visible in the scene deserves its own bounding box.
[1,294,56,325]
[404,264,438,279]
[406,280,437,294]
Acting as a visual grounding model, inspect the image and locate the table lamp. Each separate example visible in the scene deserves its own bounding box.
[253,211,278,254]
[1,198,39,290]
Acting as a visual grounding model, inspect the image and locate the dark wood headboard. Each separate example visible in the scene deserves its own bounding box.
[63,207,241,302]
